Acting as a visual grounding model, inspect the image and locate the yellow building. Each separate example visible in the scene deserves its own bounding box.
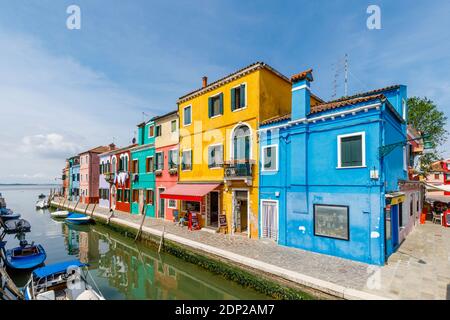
[162,62,292,238]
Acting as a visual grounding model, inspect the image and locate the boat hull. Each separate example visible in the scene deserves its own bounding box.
[65,213,92,225]
[50,210,69,218]
[0,213,21,221]
[4,244,47,270]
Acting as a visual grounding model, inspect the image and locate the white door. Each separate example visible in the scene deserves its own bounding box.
[261,200,278,241]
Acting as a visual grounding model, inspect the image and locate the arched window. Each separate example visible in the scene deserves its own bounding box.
[112,156,117,174]
[232,124,251,161]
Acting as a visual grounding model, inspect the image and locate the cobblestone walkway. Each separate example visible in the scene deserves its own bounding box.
[54,198,450,299]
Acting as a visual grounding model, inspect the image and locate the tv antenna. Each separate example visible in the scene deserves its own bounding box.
[331,53,349,99]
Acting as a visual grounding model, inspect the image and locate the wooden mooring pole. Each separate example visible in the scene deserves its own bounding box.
[134,205,148,242]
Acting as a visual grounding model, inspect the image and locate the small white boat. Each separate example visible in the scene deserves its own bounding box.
[50,210,69,218]
[36,200,49,210]
[23,260,105,300]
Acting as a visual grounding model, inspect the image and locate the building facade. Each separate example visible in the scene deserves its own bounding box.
[98,147,116,209]
[161,62,292,238]
[259,69,418,265]
[426,159,450,196]
[153,111,179,221]
[62,160,70,198]
[130,120,156,216]
[69,156,80,201]
[110,144,136,213]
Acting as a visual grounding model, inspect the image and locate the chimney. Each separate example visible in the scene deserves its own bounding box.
[290,69,313,120]
[109,143,116,151]
[202,76,208,88]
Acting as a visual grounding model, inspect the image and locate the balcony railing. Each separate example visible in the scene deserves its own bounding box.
[224,160,253,183]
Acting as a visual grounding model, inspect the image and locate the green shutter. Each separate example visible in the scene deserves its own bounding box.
[240,84,246,108]
[219,93,223,114]
[341,136,362,167]
[231,88,236,111]
[208,97,212,118]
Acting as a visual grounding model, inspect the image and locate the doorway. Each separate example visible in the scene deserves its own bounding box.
[209,191,219,228]
[233,190,248,234]
[261,200,278,241]
[159,188,165,219]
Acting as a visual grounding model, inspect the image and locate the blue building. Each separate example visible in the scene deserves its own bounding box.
[69,156,80,201]
[258,69,416,265]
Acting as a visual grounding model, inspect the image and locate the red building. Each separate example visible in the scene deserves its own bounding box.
[110,144,136,213]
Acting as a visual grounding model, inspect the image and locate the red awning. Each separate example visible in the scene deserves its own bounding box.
[160,183,220,202]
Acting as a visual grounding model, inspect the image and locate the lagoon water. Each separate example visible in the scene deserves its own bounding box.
[0,185,268,300]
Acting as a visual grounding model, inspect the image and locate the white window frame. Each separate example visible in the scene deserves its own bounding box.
[183,105,192,127]
[148,123,154,138]
[168,199,177,209]
[171,119,177,133]
[155,124,162,137]
[337,131,366,169]
[229,122,253,161]
[402,98,406,121]
[181,149,192,171]
[146,156,154,173]
[155,151,164,170]
[208,92,223,119]
[208,143,224,169]
[261,144,279,172]
[231,82,247,112]
[168,148,179,168]
[260,199,279,242]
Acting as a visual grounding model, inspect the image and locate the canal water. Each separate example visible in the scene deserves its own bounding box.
[1,185,268,300]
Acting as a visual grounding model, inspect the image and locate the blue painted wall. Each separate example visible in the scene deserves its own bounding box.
[259,84,407,265]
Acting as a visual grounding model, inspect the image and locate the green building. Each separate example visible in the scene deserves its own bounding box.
[130,120,156,216]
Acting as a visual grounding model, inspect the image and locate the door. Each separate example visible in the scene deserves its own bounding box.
[234,190,248,233]
[159,188,165,219]
[111,186,116,210]
[138,190,144,214]
[209,192,219,227]
[392,205,400,248]
[261,200,278,241]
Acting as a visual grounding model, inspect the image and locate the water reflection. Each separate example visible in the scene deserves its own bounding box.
[61,223,267,300]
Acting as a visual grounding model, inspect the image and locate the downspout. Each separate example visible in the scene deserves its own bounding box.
[379,102,387,264]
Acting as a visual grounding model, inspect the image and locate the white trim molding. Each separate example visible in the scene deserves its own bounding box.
[261,144,279,172]
[337,131,366,169]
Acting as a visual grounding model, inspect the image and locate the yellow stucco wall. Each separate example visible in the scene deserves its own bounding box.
[155,113,179,149]
[177,66,291,239]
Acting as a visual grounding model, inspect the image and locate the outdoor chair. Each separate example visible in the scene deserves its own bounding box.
[172,210,179,224]
[432,211,442,225]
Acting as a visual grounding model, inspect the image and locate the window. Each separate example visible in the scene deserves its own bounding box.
[261,200,278,241]
[168,199,177,209]
[183,105,192,126]
[148,125,154,137]
[262,145,278,171]
[77,173,80,181]
[168,149,178,169]
[146,157,154,173]
[112,157,117,174]
[410,198,413,217]
[208,144,223,168]
[155,125,162,137]
[232,124,251,160]
[402,98,406,121]
[338,132,365,168]
[181,150,192,171]
[155,152,164,170]
[182,201,200,212]
[434,174,440,179]
[117,189,123,202]
[124,189,130,203]
[132,159,139,174]
[146,189,154,205]
[314,204,349,240]
[208,93,223,118]
[171,120,177,132]
[132,189,139,203]
[231,84,246,111]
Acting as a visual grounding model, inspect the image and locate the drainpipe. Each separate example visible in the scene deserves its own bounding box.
[379,103,386,265]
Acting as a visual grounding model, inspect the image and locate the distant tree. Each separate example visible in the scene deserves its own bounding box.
[408,97,448,175]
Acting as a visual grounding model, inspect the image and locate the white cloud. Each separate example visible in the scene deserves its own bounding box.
[19,133,82,159]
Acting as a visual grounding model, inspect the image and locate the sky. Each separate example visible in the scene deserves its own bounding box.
[0,0,449,184]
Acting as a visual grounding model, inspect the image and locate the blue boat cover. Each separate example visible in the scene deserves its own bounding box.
[33,260,87,278]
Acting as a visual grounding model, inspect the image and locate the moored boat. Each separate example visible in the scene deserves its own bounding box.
[3,243,46,270]
[38,193,46,199]
[35,199,49,210]
[0,208,21,221]
[23,260,104,300]
[65,212,92,225]
[50,210,69,218]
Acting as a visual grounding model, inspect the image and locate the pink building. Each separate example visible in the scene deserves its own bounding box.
[153,111,179,221]
[79,145,113,204]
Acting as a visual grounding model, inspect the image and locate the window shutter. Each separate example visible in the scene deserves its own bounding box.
[219,93,223,114]
[240,84,245,108]
[208,97,212,118]
[231,88,236,111]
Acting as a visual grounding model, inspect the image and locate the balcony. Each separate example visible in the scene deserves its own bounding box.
[224,160,254,186]
[104,172,115,184]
